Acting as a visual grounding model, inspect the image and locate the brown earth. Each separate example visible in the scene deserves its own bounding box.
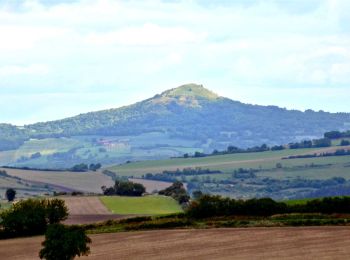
[2,227,350,260]
[128,178,173,192]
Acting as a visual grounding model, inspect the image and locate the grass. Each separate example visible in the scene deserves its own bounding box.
[100,195,183,215]
[0,200,11,212]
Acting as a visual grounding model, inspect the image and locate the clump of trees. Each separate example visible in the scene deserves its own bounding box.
[0,198,68,237]
[284,149,350,160]
[159,181,190,204]
[341,140,350,146]
[39,224,91,260]
[289,138,331,149]
[70,163,102,172]
[101,180,146,196]
[324,130,350,139]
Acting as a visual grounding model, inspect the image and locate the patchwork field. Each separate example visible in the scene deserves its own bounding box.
[100,195,183,215]
[1,227,350,260]
[59,196,131,225]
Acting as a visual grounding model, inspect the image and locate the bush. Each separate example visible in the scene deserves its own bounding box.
[39,224,91,260]
[5,188,16,202]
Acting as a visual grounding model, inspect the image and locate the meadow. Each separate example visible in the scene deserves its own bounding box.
[100,195,183,215]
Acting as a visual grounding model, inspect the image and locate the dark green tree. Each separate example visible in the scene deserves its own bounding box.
[5,188,16,202]
[45,199,69,224]
[39,224,91,260]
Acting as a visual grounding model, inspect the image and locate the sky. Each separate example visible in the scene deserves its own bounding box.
[0,0,349,125]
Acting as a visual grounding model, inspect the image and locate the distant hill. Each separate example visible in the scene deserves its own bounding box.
[1,83,349,168]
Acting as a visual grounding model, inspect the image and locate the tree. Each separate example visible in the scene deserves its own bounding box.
[159,181,190,204]
[0,198,68,237]
[5,188,16,202]
[70,164,88,172]
[39,224,91,260]
[45,199,69,225]
[341,139,350,146]
[89,163,102,171]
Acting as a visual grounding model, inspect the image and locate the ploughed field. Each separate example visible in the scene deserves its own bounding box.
[2,227,350,260]
[1,168,114,194]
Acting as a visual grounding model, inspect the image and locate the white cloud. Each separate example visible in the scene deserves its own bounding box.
[0,0,349,123]
[0,64,49,76]
[85,23,206,46]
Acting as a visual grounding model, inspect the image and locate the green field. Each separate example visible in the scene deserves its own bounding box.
[100,195,183,215]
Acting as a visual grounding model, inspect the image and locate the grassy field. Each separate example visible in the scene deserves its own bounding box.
[100,195,183,215]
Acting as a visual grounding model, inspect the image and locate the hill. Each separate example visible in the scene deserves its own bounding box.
[1,83,350,168]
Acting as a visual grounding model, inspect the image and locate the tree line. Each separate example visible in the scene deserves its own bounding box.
[187,194,350,218]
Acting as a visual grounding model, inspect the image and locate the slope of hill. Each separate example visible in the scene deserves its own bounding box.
[1,83,349,168]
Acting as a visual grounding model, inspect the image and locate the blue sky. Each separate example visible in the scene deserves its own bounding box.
[0,0,349,125]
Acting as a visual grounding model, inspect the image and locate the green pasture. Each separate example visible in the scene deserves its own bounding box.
[100,195,183,215]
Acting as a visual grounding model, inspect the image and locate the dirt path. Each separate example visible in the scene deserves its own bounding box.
[2,227,350,260]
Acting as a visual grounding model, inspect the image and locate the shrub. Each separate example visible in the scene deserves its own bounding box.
[5,188,16,202]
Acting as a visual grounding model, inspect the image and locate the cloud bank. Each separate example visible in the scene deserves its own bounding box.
[0,0,349,124]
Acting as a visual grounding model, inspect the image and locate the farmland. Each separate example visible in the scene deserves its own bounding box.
[1,168,114,194]
[109,147,348,177]
[107,145,350,200]
[100,195,183,215]
[1,227,350,260]
[2,144,350,200]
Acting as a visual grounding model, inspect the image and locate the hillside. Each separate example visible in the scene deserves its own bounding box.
[1,83,349,168]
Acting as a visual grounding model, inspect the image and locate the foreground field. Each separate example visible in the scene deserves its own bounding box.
[1,227,350,259]
[100,195,183,215]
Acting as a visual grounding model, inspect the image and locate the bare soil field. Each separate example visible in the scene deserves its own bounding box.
[2,227,350,260]
[1,168,114,193]
[61,196,130,225]
[129,178,173,192]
